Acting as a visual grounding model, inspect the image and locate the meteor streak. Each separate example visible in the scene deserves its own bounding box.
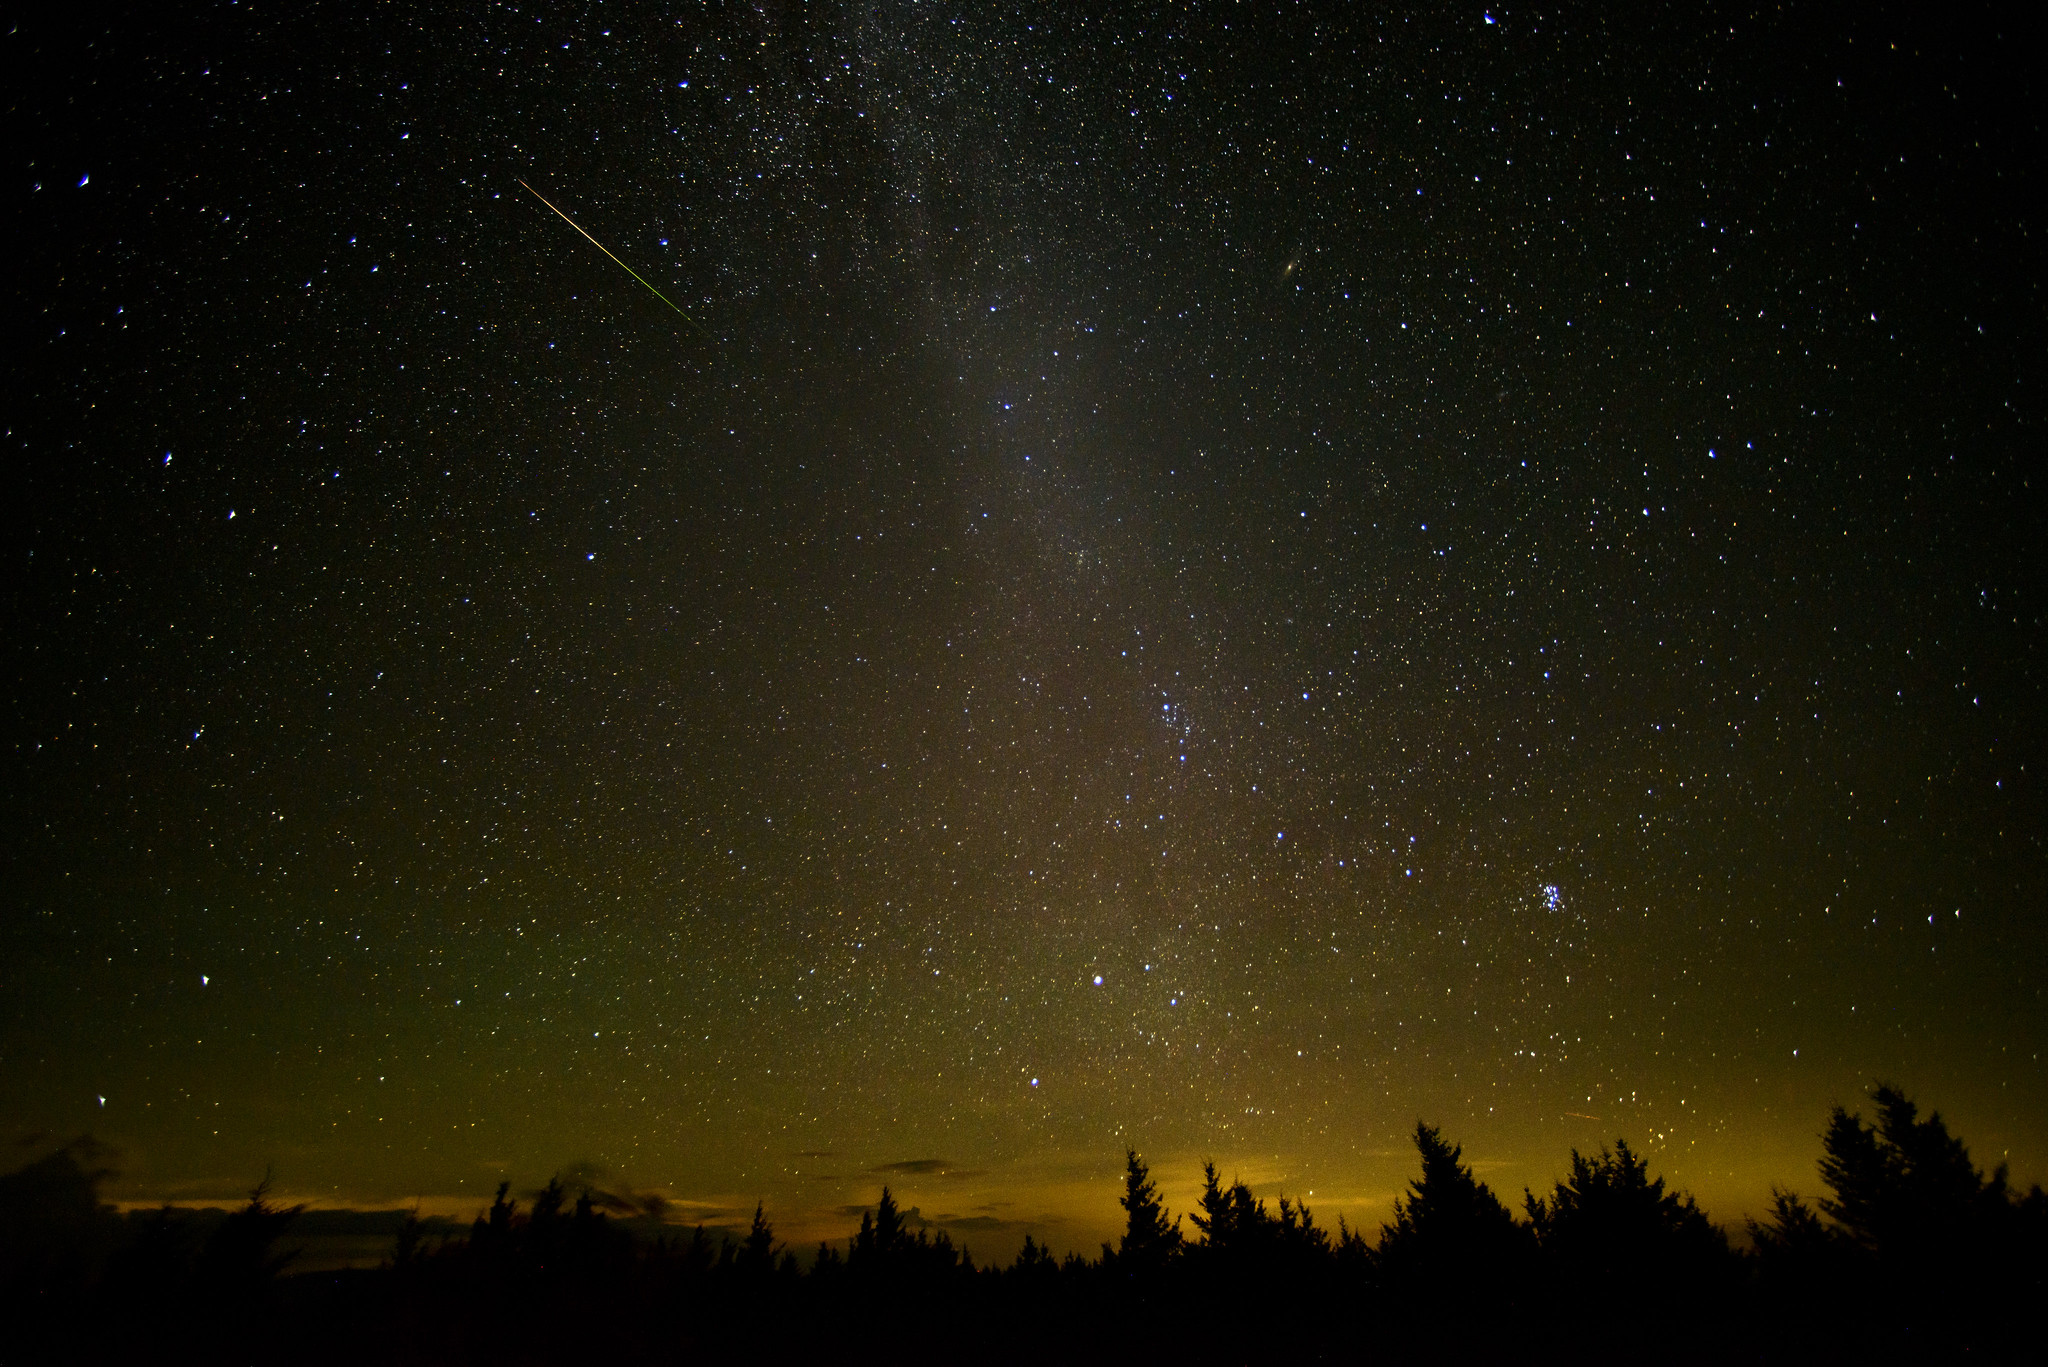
[517,178,706,336]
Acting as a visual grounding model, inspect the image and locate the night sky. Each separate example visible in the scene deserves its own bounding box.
[8,3,2044,1255]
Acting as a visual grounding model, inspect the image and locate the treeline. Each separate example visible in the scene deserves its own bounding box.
[3,1085,2043,1364]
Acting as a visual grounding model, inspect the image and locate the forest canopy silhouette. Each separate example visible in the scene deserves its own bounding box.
[3,1085,2041,1364]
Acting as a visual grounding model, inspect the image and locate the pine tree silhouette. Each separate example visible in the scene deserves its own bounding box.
[739,1201,776,1273]
[683,1222,715,1275]
[0,1137,121,1292]
[1525,1136,1732,1341]
[1747,1187,1835,1264]
[1819,1083,1983,1259]
[1188,1161,1273,1258]
[1371,1121,1529,1343]
[1011,1232,1056,1275]
[1377,1122,1523,1274]
[1111,1150,1181,1273]
[1800,1082,2048,1353]
[4,1090,2039,1363]
[1274,1196,1329,1263]
[471,1179,516,1259]
[812,1239,843,1278]
[390,1201,426,1271]
[195,1173,304,1300]
[850,1185,919,1275]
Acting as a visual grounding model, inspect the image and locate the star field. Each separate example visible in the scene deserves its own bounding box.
[6,3,2043,1251]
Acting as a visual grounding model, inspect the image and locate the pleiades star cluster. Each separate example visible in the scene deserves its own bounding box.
[6,2,2041,1254]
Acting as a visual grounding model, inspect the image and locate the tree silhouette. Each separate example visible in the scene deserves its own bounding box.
[1273,1194,1330,1262]
[1011,1232,1056,1276]
[6,1092,2043,1363]
[1334,1215,1373,1273]
[850,1184,910,1266]
[1188,1161,1273,1258]
[1524,1136,1732,1341]
[194,1174,304,1301]
[529,1176,567,1231]
[1377,1121,1525,1279]
[739,1201,777,1273]
[1797,1081,2048,1353]
[1370,1121,1529,1343]
[1819,1082,1988,1259]
[1747,1187,1836,1265]
[470,1179,517,1262]
[103,1202,195,1302]
[1746,1184,1857,1349]
[0,1137,121,1293]
[390,1201,427,1271]
[681,1222,715,1276]
[811,1238,843,1278]
[1109,1149,1181,1274]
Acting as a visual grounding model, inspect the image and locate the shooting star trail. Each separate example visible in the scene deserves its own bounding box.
[517,178,707,337]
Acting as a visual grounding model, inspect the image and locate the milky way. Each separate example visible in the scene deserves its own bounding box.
[7,3,2042,1254]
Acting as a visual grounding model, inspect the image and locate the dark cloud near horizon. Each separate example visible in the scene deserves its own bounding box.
[869,1158,989,1181]
[832,1195,1061,1239]
[931,1213,1022,1235]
